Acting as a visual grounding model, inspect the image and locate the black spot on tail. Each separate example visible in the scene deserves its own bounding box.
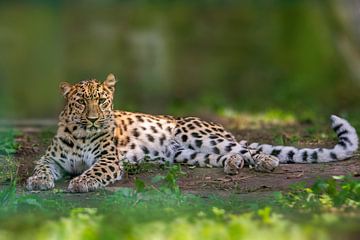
[337,141,347,149]
[302,151,308,162]
[330,152,338,160]
[311,151,318,163]
[333,124,343,132]
[270,149,281,157]
[337,130,348,137]
[340,137,353,146]
[287,151,295,163]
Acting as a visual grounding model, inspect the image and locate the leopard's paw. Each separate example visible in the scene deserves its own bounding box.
[224,154,245,175]
[26,174,55,191]
[253,153,279,172]
[67,176,102,193]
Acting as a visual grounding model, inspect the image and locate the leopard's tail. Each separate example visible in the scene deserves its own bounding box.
[240,115,358,163]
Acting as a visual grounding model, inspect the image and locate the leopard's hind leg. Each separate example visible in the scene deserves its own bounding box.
[177,137,279,172]
[173,118,279,173]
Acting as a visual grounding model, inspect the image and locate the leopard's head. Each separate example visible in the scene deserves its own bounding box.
[59,73,116,132]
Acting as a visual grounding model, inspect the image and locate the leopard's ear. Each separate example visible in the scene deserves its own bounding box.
[60,82,72,97]
[104,73,116,92]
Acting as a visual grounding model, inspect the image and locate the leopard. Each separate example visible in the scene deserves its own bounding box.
[26,74,359,193]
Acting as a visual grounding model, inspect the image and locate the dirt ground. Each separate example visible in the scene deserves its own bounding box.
[13,119,360,196]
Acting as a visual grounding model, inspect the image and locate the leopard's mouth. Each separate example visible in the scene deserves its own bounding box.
[89,126,98,131]
[87,122,110,132]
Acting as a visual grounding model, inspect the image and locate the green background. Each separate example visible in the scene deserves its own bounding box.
[0,0,359,118]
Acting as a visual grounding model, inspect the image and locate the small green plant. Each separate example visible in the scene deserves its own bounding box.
[151,164,185,194]
[0,181,17,212]
[130,164,186,194]
[273,135,285,145]
[0,129,20,155]
[134,178,146,192]
[277,176,360,212]
[0,129,20,183]
[0,156,19,183]
[0,182,45,214]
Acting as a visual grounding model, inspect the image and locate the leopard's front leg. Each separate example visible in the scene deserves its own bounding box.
[68,156,123,193]
[26,156,63,191]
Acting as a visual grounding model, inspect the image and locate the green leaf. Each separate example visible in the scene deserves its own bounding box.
[135,178,146,192]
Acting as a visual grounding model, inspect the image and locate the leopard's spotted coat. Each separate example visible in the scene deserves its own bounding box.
[26,74,359,192]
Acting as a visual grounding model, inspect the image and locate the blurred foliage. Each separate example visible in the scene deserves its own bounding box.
[0,130,19,155]
[277,176,360,212]
[0,156,18,184]
[0,176,360,239]
[0,130,20,183]
[0,0,359,118]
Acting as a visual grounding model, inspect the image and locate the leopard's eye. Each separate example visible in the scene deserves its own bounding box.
[99,98,106,104]
[77,99,85,105]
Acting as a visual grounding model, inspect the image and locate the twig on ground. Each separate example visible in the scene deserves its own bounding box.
[286,170,304,179]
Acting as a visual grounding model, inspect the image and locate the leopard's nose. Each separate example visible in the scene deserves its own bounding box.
[87,117,98,123]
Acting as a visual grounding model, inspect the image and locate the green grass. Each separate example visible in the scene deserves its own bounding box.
[277,176,360,212]
[0,130,20,155]
[0,171,359,240]
[1,113,360,239]
[0,130,20,183]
